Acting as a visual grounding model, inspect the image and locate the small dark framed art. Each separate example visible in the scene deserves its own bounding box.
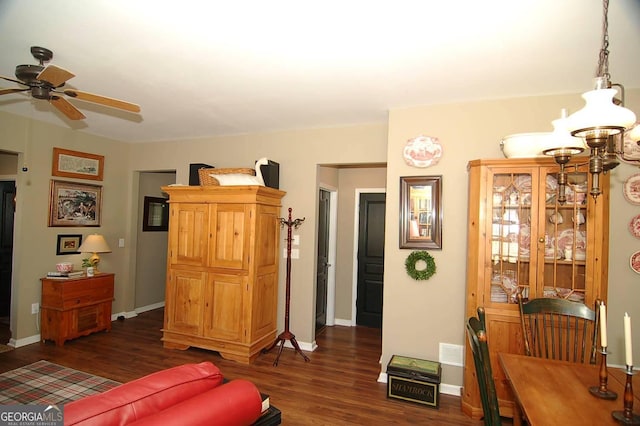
[142,196,169,231]
[56,234,83,255]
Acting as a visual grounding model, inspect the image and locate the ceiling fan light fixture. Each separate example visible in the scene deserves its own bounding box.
[31,86,51,100]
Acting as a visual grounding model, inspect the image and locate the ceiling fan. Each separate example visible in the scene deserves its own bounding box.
[0,46,140,120]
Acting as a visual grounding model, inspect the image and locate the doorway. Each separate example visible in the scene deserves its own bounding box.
[134,171,175,312]
[355,192,386,328]
[315,189,330,333]
[0,180,16,343]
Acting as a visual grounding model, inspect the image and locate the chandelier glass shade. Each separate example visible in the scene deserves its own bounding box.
[543,109,587,204]
[569,84,636,140]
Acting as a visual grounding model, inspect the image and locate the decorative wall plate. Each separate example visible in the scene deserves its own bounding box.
[631,251,640,274]
[623,173,640,205]
[619,125,640,164]
[629,213,640,239]
[403,136,442,168]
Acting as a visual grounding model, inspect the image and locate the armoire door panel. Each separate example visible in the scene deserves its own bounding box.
[166,270,206,335]
[170,204,208,266]
[203,273,244,341]
[210,204,248,270]
[252,273,278,337]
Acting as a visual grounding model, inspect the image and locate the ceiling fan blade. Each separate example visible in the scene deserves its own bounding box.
[63,89,141,113]
[37,65,75,87]
[0,87,29,96]
[1,75,27,86]
[50,96,86,120]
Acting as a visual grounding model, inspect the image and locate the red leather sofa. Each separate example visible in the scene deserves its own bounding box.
[64,361,263,426]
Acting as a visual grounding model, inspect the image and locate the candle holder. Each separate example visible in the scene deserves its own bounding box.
[612,366,640,424]
[590,349,618,399]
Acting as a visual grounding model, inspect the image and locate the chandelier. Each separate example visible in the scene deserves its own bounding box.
[545,0,638,200]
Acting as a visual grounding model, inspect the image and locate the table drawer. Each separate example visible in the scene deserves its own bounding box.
[61,282,113,308]
[42,274,114,309]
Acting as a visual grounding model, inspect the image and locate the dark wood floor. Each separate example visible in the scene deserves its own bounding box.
[0,309,493,425]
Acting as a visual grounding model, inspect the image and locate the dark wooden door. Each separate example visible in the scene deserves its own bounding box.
[0,181,16,318]
[315,189,330,333]
[356,193,386,328]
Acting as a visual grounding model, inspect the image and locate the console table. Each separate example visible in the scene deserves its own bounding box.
[40,273,114,346]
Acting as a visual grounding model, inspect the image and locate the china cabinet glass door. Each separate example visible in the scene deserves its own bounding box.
[539,166,588,303]
[487,165,589,306]
[489,169,536,305]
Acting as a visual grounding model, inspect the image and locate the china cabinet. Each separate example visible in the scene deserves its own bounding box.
[462,157,610,420]
[161,185,285,364]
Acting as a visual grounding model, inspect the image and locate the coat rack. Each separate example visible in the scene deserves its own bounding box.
[263,207,310,366]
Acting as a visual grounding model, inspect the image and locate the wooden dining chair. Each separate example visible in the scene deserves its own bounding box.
[466,307,502,426]
[517,293,600,364]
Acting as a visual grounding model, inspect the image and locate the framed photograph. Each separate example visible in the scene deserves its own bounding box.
[52,147,104,181]
[56,234,83,255]
[49,180,102,227]
[142,196,169,231]
[399,175,443,249]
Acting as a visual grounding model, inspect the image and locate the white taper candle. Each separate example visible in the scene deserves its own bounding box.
[624,312,633,367]
[599,302,607,348]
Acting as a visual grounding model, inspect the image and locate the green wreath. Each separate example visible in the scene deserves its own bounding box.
[405,251,436,280]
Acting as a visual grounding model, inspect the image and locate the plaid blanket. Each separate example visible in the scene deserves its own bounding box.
[0,360,120,405]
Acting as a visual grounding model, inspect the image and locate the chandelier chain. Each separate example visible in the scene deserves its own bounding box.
[597,0,610,83]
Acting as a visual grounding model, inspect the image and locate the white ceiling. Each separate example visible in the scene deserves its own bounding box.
[0,0,639,143]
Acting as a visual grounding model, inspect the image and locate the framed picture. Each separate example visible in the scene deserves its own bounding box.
[142,196,169,231]
[52,147,104,181]
[56,234,83,255]
[49,180,102,227]
[399,175,443,249]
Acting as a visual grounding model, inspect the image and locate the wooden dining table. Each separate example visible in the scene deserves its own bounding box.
[499,352,640,426]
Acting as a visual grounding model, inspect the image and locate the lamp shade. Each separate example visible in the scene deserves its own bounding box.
[542,109,587,156]
[568,88,637,137]
[78,234,111,254]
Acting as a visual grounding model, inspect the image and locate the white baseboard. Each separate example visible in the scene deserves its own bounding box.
[111,302,165,321]
[334,318,353,326]
[377,372,461,396]
[283,339,317,352]
[135,301,165,314]
[440,384,462,396]
[111,311,137,321]
[10,334,40,348]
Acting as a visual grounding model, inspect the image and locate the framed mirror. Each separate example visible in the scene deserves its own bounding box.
[399,176,442,249]
[142,196,169,231]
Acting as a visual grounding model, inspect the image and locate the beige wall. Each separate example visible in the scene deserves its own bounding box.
[134,172,176,309]
[1,88,639,389]
[0,152,18,174]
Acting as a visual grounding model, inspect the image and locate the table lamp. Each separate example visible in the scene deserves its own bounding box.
[78,234,111,272]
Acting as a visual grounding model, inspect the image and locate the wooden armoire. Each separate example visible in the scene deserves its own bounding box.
[161,185,286,363]
[462,158,610,420]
